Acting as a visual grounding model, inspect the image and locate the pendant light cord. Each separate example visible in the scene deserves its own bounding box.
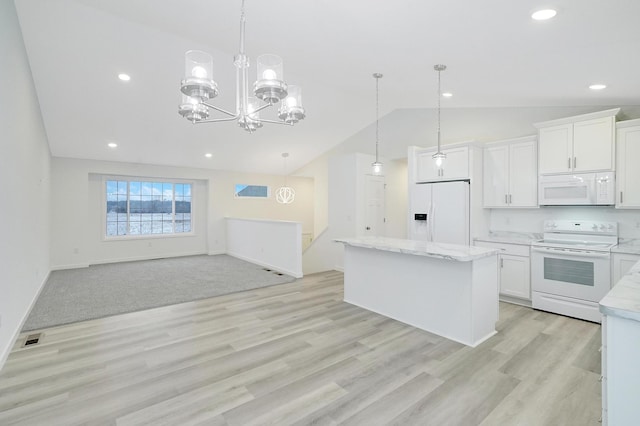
[375,76,380,162]
[437,67,441,152]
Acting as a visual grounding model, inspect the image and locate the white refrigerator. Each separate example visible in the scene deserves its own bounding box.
[408,180,470,245]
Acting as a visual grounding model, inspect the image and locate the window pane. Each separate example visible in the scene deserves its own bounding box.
[105,178,193,238]
[235,184,268,198]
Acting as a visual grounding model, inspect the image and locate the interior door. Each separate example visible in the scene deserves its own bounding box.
[364,175,385,236]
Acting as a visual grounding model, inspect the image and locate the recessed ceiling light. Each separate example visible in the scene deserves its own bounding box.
[107,142,118,148]
[589,84,607,90]
[118,73,131,81]
[531,9,557,20]
[442,92,453,98]
[205,153,212,158]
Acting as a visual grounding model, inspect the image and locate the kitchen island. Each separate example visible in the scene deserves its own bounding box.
[335,236,499,347]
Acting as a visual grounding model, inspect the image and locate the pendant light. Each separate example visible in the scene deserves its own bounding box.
[371,73,383,175]
[432,64,447,167]
[276,153,295,204]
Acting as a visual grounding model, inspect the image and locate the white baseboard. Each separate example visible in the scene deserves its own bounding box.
[51,263,89,271]
[208,250,226,256]
[0,270,50,371]
[85,251,208,266]
[334,265,345,272]
[227,251,303,279]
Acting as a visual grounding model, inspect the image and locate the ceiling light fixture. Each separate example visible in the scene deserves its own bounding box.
[371,73,383,175]
[442,92,453,98]
[118,73,130,81]
[107,142,118,148]
[276,153,295,204]
[589,84,607,90]
[205,153,213,158]
[531,9,557,20]
[432,64,447,168]
[178,0,305,132]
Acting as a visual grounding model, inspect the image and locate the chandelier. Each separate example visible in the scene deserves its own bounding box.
[432,64,447,167]
[276,153,295,204]
[178,0,305,132]
[371,73,383,175]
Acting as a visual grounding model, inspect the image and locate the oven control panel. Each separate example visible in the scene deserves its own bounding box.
[543,220,618,235]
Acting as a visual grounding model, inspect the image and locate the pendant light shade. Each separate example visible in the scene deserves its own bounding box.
[372,73,383,175]
[276,153,295,204]
[432,64,447,168]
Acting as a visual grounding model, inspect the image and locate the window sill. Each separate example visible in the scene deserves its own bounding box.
[103,232,196,242]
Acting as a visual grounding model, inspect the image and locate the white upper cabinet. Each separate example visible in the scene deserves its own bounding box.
[616,119,640,208]
[483,136,537,208]
[535,109,619,175]
[416,146,469,182]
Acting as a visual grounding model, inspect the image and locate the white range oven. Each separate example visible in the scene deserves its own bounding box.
[531,220,617,323]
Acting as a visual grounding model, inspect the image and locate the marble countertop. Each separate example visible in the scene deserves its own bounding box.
[612,239,640,255]
[600,260,640,322]
[474,231,542,246]
[334,236,499,262]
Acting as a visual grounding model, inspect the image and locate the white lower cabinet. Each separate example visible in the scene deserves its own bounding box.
[612,252,640,285]
[601,313,640,425]
[475,240,531,302]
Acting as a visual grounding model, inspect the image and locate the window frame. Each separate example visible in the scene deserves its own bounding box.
[102,175,195,241]
[234,184,271,199]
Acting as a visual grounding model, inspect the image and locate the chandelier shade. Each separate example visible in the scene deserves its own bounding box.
[178,0,305,132]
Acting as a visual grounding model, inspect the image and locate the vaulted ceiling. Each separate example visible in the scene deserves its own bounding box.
[14,0,640,174]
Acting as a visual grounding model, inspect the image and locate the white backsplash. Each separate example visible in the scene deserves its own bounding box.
[489,206,640,239]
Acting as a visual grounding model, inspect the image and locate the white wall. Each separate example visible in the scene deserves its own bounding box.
[50,157,314,269]
[489,207,640,240]
[0,1,51,367]
[226,218,302,278]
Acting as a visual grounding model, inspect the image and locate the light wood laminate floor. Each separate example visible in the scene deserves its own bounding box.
[0,271,602,425]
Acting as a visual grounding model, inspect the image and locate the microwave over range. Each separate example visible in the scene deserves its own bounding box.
[538,172,615,206]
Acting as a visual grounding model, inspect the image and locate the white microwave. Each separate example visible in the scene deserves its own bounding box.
[539,172,615,205]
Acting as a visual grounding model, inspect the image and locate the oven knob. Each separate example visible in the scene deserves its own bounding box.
[592,224,598,230]
[599,225,606,231]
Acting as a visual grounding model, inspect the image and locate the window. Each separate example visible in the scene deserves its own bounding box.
[105,179,192,237]
[235,184,269,198]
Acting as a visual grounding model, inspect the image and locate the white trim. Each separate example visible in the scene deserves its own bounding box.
[51,263,90,271]
[87,251,208,266]
[207,250,226,256]
[616,118,640,129]
[0,270,50,371]
[482,134,537,147]
[102,176,195,240]
[226,252,303,279]
[533,108,621,129]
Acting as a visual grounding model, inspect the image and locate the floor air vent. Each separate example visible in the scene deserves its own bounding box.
[24,333,42,347]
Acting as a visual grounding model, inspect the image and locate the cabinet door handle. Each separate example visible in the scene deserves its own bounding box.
[505,194,508,204]
[509,194,512,204]
[573,157,577,168]
[568,157,571,169]
[500,258,504,268]
[620,191,623,203]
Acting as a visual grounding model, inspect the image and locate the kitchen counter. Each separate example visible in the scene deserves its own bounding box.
[335,237,499,347]
[612,238,640,255]
[334,236,499,262]
[474,231,542,246]
[600,260,640,322]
